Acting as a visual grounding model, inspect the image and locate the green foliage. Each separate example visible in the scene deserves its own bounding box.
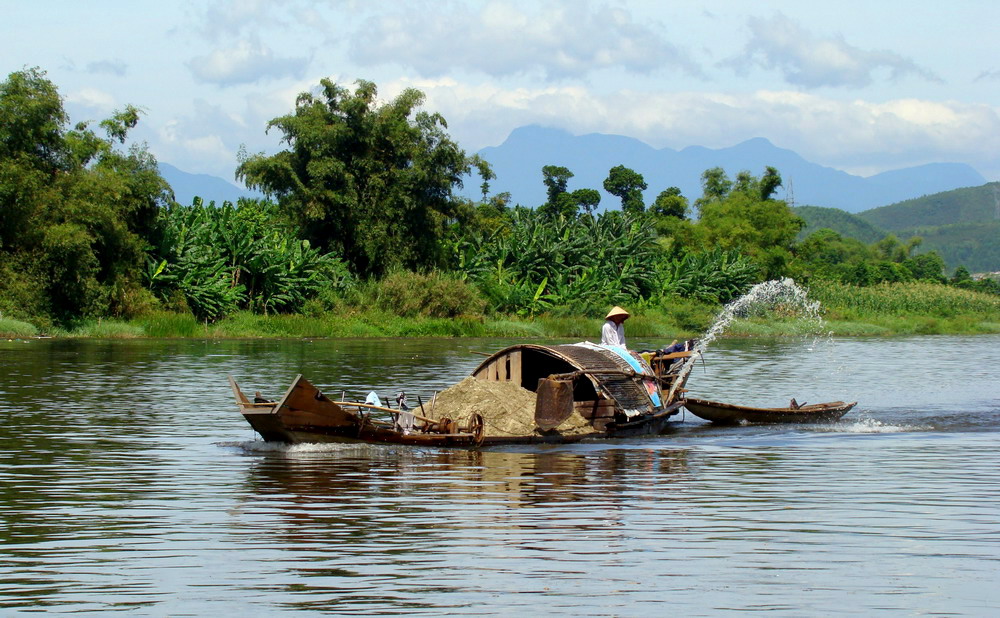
[651,187,689,219]
[695,167,732,211]
[236,78,472,277]
[541,165,573,204]
[603,165,647,214]
[148,199,350,320]
[793,206,886,244]
[657,248,759,303]
[0,314,39,337]
[851,183,1000,273]
[860,182,1000,231]
[451,208,659,315]
[892,221,1000,273]
[0,68,171,323]
[696,186,804,279]
[355,270,486,318]
[808,279,1000,319]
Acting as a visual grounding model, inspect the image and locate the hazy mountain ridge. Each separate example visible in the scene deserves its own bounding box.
[794,183,1000,272]
[859,182,1000,230]
[158,163,259,205]
[475,126,986,213]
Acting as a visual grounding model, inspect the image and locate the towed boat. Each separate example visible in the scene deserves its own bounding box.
[230,343,692,447]
[684,397,856,425]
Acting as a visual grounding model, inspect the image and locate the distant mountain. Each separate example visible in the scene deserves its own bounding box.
[794,183,1000,272]
[793,206,886,244]
[158,162,260,205]
[859,183,1000,273]
[859,182,1000,230]
[474,126,986,213]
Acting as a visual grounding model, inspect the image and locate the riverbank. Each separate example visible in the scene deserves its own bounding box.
[3,280,999,339]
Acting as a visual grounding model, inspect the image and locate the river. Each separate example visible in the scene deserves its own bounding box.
[1,335,998,614]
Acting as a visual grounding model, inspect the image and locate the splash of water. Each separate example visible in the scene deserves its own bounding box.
[668,278,824,401]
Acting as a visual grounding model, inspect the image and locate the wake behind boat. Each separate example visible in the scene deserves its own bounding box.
[684,397,856,425]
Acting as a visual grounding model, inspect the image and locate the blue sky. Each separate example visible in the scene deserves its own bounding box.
[4,0,1000,185]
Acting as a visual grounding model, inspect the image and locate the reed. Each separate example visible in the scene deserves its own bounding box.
[61,319,145,338]
[0,316,38,337]
[809,280,1000,319]
[136,312,205,338]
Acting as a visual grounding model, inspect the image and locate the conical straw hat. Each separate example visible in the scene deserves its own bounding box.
[605,306,630,320]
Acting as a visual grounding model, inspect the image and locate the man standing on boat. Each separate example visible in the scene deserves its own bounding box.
[601,306,629,346]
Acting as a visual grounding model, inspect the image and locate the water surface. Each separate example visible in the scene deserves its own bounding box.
[1,335,998,614]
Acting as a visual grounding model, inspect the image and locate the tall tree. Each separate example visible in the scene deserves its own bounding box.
[650,186,689,219]
[603,165,647,214]
[695,168,803,279]
[695,167,732,214]
[571,188,601,215]
[538,165,578,218]
[0,68,170,322]
[236,79,472,277]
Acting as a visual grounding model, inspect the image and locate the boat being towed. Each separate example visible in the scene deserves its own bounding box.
[684,397,856,425]
[230,342,692,447]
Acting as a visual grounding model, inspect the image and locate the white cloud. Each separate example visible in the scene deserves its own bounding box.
[403,79,1000,176]
[66,87,118,112]
[187,37,309,86]
[726,13,940,89]
[349,1,699,79]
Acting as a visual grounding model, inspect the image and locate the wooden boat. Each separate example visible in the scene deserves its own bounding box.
[683,397,856,425]
[230,343,692,447]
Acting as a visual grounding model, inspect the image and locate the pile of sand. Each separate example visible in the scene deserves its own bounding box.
[427,377,594,438]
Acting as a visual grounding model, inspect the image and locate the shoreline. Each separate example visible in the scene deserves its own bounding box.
[3,313,999,340]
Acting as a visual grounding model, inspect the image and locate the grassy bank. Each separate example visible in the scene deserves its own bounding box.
[2,282,999,339]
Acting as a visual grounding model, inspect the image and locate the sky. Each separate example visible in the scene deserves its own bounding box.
[4,0,1000,187]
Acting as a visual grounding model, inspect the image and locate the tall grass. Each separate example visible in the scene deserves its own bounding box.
[0,316,39,337]
[809,280,1000,318]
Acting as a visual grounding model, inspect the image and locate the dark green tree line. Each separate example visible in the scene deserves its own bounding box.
[236,79,477,278]
[0,68,170,323]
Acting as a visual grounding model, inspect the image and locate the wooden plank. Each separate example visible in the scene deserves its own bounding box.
[509,350,521,385]
[575,399,615,420]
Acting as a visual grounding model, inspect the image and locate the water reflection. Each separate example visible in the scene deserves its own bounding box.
[1,336,999,613]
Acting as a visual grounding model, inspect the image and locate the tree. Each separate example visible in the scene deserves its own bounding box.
[759,166,782,200]
[650,187,689,219]
[541,165,573,205]
[0,68,170,322]
[694,168,803,279]
[603,165,647,214]
[695,167,732,213]
[236,79,472,277]
[571,188,601,215]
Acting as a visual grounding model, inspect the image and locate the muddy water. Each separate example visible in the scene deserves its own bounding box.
[1,335,998,614]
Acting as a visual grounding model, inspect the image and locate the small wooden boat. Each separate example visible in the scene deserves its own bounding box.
[683,397,856,425]
[230,343,692,447]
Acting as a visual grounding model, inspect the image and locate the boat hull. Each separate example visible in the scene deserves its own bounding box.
[684,398,856,425]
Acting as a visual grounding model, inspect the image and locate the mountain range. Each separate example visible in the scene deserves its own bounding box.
[158,163,259,206]
[475,126,986,213]
[795,183,1000,272]
[158,125,987,214]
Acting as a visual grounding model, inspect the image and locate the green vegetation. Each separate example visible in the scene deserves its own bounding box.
[860,183,1000,230]
[796,184,1000,275]
[794,206,885,244]
[1,68,997,340]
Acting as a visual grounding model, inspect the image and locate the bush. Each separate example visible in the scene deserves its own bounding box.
[0,315,38,337]
[368,271,486,318]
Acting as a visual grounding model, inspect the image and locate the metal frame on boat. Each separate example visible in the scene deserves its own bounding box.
[230,343,692,447]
